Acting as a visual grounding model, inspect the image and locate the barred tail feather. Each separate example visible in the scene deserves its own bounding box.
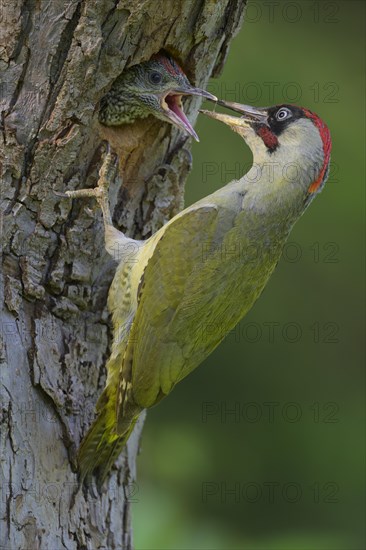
[77,408,139,487]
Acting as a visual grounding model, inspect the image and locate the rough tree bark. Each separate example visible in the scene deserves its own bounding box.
[0,1,246,548]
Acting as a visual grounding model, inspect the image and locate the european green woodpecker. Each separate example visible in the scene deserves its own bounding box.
[67,100,331,485]
[98,53,217,141]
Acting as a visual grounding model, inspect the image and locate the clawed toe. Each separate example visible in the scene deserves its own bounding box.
[65,143,117,228]
[65,188,99,199]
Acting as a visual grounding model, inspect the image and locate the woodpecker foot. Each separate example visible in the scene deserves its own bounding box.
[66,143,118,227]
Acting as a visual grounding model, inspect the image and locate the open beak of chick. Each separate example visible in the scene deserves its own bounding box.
[161,87,217,142]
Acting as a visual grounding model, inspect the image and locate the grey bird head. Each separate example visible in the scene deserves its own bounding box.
[99,53,217,141]
[201,100,332,195]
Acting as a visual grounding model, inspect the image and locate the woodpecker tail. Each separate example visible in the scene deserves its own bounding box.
[77,405,139,488]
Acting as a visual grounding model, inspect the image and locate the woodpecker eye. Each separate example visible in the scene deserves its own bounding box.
[276,107,292,121]
[149,71,163,85]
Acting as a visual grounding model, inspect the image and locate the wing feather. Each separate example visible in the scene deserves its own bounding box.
[121,204,240,409]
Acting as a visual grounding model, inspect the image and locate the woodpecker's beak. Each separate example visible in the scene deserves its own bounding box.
[174,87,217,102]
[161,88,217,142]
[200,99,268,129]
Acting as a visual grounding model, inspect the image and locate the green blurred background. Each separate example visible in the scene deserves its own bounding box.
[134,2,365,548]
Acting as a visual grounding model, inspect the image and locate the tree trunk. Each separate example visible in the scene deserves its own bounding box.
[0,1,246,547]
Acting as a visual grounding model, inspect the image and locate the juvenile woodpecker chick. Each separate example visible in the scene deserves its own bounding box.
[98,53,216,141]
[68,101,331,485]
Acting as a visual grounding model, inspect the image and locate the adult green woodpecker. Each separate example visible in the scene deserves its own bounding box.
[98,53,217,140]
[68,100,331,485]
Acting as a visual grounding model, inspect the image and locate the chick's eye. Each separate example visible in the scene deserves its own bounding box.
[149,71,162,85]
[276,108,291,121]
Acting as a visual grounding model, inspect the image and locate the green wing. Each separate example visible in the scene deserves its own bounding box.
[118,203,247,413]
